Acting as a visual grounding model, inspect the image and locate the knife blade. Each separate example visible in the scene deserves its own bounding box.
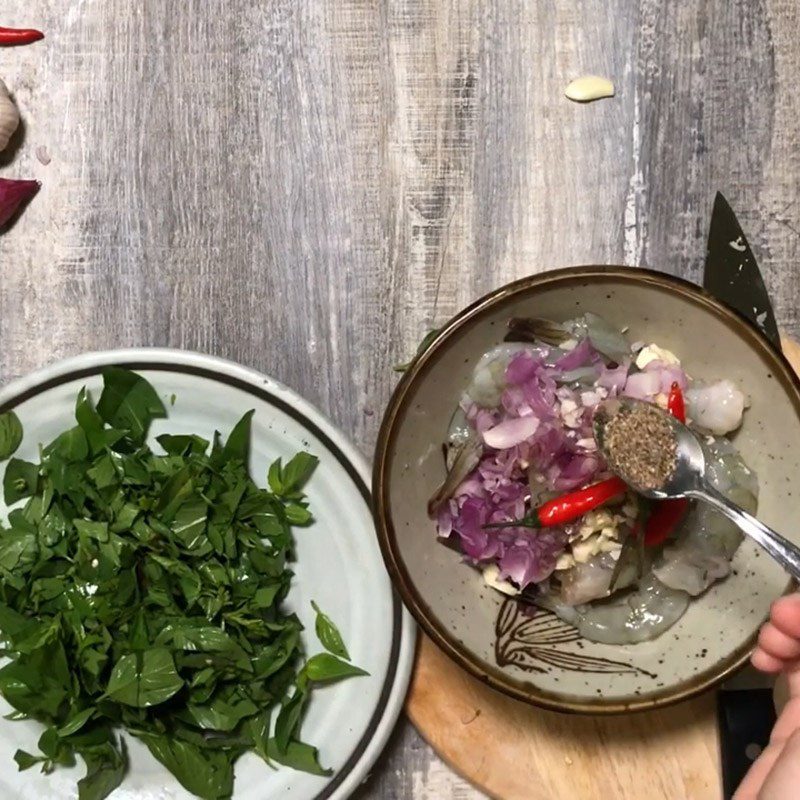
[704,192,781,349]
[703,192,779,799]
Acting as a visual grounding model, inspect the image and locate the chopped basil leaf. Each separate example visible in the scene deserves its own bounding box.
[0,369,366,799]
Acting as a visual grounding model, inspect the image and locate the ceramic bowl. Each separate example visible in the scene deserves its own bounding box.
[373,266,800,713]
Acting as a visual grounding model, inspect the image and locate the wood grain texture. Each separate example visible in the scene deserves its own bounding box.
[0,1,799,797]
[409,635,721,800]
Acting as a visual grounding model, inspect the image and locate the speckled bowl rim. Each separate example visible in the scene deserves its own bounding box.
[373,265,800,715]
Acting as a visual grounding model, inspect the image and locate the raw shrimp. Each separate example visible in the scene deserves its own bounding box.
[464,343,547,408]
[652,437,757,596]
[558,551,639,606]
[686,379,746,435]
[540,574,690,645]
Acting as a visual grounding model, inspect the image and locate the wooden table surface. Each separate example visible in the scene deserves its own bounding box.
[1,2,799,798]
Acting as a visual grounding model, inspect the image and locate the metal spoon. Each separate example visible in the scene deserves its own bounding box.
[594,398,800,581]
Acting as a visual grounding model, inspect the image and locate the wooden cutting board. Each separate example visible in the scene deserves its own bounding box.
[405,336,800,800]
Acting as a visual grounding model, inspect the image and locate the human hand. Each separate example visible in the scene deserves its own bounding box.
[733,594,800,800]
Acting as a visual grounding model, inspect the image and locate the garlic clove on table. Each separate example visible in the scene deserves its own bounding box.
[0,80,20,152]
[564,75,615,103]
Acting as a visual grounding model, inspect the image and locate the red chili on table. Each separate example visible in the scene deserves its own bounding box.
[0,26,45,46]
[643,381,689,546]
[484,476,628,530]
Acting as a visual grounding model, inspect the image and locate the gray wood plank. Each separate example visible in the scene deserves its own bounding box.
[1,1,799,797]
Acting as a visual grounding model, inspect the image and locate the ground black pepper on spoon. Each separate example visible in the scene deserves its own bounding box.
[600,401,678,491]
[594,397,800,581]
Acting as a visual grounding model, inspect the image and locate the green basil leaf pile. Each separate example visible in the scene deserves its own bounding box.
[0,369,366,800]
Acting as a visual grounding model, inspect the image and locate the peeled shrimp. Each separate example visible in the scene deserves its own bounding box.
[653,437,757,596]
[539,574,690,645]
[686,379,746,435]
[464,344,547,408]
[558,551,639,606]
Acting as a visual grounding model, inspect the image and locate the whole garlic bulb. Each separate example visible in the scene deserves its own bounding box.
[0,80,20,153]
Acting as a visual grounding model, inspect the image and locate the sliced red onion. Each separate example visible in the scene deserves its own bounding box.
[596,361,630,392]
[498,529,567,587]
[623,370,661,399]
[554,337,597,371]
[506,352,541,384]
[643,359,688,393]
[0,178,40,228]
[464,402,500,434]
[483,415,539,449]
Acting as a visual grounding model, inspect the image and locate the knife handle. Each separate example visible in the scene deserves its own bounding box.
[717,689,776,799]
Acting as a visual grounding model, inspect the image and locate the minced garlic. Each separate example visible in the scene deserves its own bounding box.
[635,344,681,370]
[567,508,627,563]
[482,564,521,596]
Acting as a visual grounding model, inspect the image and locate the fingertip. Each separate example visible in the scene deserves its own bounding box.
[752,648,785,673]
[758,623,800,661]
[771,594,800,638]
[771,592,800,611]
[758,622,778,650]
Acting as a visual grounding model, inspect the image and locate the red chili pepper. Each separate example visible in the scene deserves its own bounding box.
[667,381,686,423]
[484,476,627,530]
[0,27,45,46]
[642,498,688,547]
[642,382,688,545]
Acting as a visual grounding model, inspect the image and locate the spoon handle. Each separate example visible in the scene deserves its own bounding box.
[690,484,800,581]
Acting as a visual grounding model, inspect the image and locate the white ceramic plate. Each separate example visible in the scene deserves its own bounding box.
[0,349,415,800]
